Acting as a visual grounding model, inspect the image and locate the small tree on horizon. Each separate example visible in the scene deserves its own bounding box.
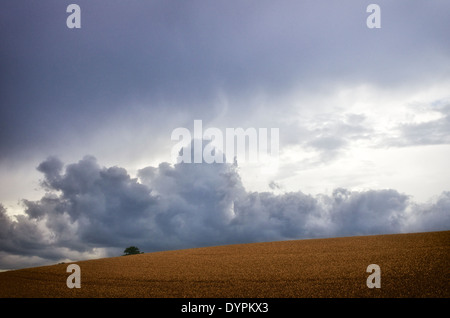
[123,246,142,256]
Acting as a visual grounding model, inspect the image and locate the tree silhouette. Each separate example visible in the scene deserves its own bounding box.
[123,246,142,256]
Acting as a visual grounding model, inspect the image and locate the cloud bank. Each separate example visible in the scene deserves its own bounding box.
[1,154,449,270]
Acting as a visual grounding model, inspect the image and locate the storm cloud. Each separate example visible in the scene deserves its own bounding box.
[1,155,448,270]
[1,1,450,160]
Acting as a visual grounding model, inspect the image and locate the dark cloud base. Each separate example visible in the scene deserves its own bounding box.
[1,155,449,270]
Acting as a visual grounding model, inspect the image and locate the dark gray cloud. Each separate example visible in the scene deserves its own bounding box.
[1,154,449,270]
[1,0,450,161]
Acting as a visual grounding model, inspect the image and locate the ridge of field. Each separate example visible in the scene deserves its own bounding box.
[0,231,448,298]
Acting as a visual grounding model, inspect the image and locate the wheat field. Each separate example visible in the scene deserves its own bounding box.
[0,231,448,298]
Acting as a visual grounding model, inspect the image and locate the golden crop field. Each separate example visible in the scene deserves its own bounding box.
[0,231,448,298]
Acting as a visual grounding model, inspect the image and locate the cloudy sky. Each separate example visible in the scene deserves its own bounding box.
[1,0,449,270]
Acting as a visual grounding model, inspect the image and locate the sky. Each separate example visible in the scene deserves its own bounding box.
[1,0,449,270]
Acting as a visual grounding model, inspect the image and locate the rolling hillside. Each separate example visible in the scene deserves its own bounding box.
[0,231,448,298]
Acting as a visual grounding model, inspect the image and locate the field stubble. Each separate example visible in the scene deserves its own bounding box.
[0,231,448,297]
